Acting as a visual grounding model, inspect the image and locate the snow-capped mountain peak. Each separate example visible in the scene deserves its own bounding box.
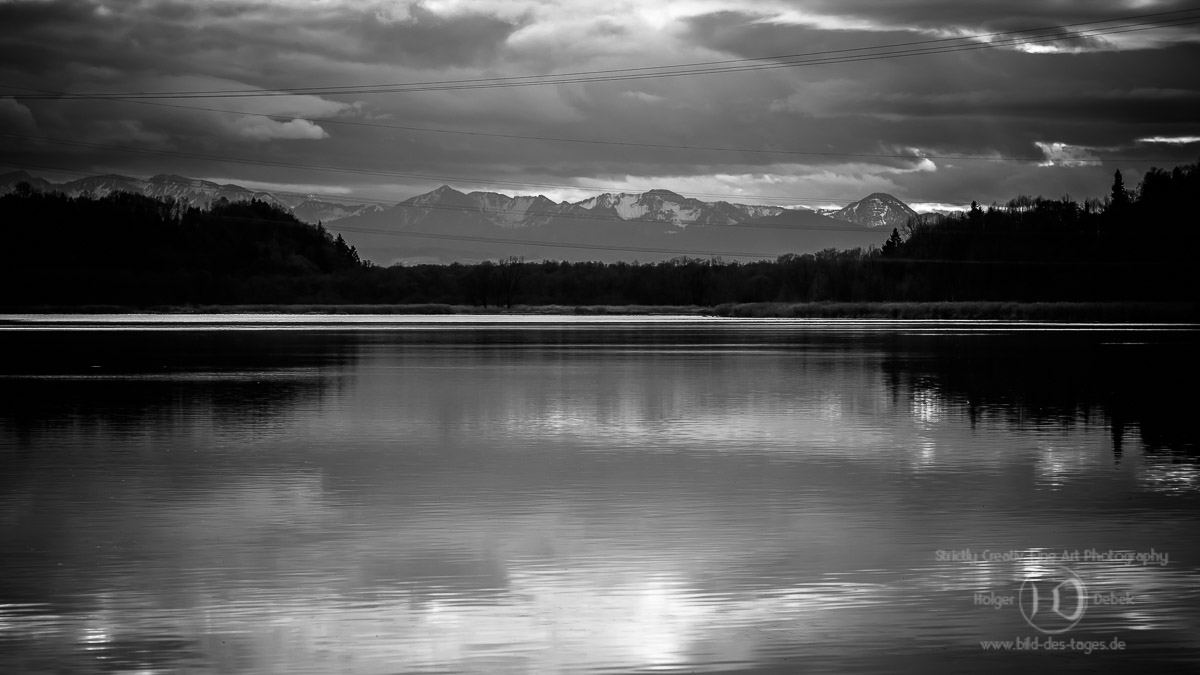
[394,186,804,229]
[829,192,918,229]
[465,192,564,228]
[568,190,783,228]
[408,185,468,205]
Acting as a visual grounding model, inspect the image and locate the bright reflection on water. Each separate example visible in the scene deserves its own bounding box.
[1,316,1198,674]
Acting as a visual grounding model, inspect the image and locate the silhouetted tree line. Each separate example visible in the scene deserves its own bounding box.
[1,190,362,305]
[2,161,1196,307]
[876,161,1199,301]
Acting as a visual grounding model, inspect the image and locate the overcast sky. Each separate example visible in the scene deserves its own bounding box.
[2,0,1199,210]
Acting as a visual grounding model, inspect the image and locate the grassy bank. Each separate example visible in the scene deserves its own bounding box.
[0,304,711,316]
[2,302,1196,322]
[712,301,1200,322]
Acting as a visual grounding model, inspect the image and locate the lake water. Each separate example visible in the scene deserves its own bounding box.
[1,316,1198,674]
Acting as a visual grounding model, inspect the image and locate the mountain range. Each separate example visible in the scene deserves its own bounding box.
[328,186,908,264]
[1,171,919,264]
[0,171,387,223]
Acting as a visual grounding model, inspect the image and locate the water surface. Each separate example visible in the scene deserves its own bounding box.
[2,316,1198,674]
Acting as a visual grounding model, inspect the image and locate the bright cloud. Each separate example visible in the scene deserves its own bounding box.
[1035,142,1101,167]
[1138,135,1200,144]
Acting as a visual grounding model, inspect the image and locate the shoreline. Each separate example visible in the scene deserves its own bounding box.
[711,301,1200,322]
[0,303,708,316]
[1,301,1197,322]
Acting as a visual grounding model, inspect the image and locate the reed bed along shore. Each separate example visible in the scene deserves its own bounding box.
[1,303,709,316]
[2,302,1195,322]
[711,301,1199,322]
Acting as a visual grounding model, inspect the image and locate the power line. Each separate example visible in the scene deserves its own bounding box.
[0,133,961,204]
[317,199,894,233]
[273,18,1200,96]
[3,88,1184,165]
[8,9,1197,99]
[324,225,789,259]
[49,10,1200,95]
[0,160,977,207]
[15,20,1199,99]
[2,14,1191,168]
[316,226,1162,266]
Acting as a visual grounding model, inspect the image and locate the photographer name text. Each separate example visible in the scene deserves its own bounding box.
[934,548,1169,566]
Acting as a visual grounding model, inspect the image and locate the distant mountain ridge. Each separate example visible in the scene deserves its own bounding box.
[1,170,917,263]
[334,184,895,264]
[397,185,790,231]
[573,189,787,227]
[0,171,384,224]
[0,171,918,229]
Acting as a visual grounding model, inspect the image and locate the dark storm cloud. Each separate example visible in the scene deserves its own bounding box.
[674,8,1200,162]
[0,0,528,192]
[0,0,522,86]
